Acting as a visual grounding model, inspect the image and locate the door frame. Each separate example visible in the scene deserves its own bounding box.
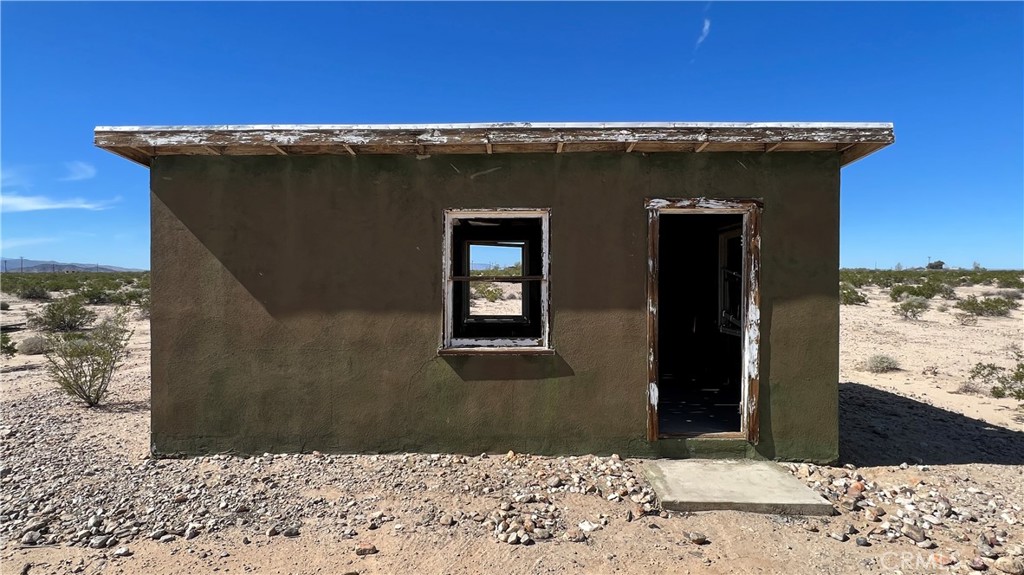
[645,198,762,443]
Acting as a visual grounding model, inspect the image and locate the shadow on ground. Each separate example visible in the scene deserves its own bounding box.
[839,381,1024,467]
[98,400,151,414]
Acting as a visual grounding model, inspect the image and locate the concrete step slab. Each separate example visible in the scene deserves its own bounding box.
[644,459,834,516]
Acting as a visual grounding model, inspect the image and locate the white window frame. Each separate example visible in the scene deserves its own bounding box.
[441,209,551,353]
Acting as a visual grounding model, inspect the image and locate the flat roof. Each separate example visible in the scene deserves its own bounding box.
[94,122,894,167]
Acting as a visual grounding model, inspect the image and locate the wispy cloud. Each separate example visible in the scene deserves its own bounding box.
[0,167,31,189]
[0,236,60,251]
[0,193,119,213]
[59,161,97,182]
[695,18,711,49]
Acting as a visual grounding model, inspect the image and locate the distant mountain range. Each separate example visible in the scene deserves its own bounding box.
[0,258,144,273]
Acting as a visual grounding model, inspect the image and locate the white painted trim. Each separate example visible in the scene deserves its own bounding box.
[441,209,551,351]
[647,200,761,441]
[96,121,894,132]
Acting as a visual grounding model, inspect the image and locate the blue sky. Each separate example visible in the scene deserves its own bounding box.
[2,2,1021,270]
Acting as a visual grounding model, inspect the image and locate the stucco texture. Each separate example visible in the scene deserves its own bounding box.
[149,152,840,462]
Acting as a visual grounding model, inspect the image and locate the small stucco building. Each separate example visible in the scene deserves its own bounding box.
[96,122,893,463]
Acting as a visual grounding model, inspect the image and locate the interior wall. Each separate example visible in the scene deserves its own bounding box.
[149,151,841,462]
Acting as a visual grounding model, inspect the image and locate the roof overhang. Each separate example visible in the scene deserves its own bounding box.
[94,122,894,168]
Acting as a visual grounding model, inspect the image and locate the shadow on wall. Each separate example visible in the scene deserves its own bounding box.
[839,382,1024,466]
[442,354,575,381]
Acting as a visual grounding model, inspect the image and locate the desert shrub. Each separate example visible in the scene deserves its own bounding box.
[956,379,980,395]
[0,301,9,311]
[954,312,978,326]
[997,276,1024,289]
[77,284,114,305]
[955,295,1018,318]
[44,307,133,407]
[111,288,146,306]
[0,334,15,358]
[936,303,949,313]
[866,354,900,373]
[28,296,97,332]
[967,350,1024,403]
[893,297,929,320]
[17,335,50,355]
[17,283,51,300]
[840,282,867,305]
[471,282,503,303]
[135,292,151,320]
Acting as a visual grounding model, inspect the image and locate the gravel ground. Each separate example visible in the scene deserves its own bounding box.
[1,296,1023,574]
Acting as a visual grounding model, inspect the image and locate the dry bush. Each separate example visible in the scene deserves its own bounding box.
[893,297,929,320]
[954,312,978,326]
[866,354,900,373]
[17,336,49,355]
[45,307,133,407]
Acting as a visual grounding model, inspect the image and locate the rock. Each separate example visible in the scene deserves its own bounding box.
[355,542,378,556]
[801,523,819,533]
[917,540,936,549]
[185,526,199,540]
[113,547,132,557]
[578,520,602,533]
[980,544,1000,559]
[283,526,300,537]
[266,526,279,537]
[855,536,870,546]
[932,554,957,567]
[438,514,455,527]
[533,528,550,540]
[688,532,709,545]
[969,558,989,571]
[149,529,167,540]
[158,534,176,543]
[87,516,102,528]
[242,536,251,545]
[563,528,587,543]
[829,532,848,542]
[89,535,109,549]
[546,476,562,488]
[20,531,40,545]
[994,557,1024,575]
[902,524,927,543]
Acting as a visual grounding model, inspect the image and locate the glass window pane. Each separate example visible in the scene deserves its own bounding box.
[469,243,524,277]
[468,280,524,317]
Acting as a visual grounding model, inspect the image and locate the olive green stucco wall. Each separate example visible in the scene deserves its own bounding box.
[149,152,840,463]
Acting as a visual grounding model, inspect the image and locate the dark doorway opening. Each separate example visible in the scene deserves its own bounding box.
[658,213,744,436]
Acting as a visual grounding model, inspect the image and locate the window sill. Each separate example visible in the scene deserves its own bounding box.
[438,346,556,356]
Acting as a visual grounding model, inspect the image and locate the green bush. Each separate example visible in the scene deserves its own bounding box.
[17,335,49,355]
[893,297,929,320]
[967,349,1024,403]
[44,307,133,407]
[78,284,114,305]
[111,288,147,306]
[866,354,900,373]
[955,295,1019,318]
[997,276,1024,289]
[17,284,51,300]
[28,296,97,332]
[0,334,15,358]
[471,282,503,303]
[840,283,867,305]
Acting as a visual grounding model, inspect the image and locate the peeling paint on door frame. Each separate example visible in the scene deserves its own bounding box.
[645,198,762,444]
